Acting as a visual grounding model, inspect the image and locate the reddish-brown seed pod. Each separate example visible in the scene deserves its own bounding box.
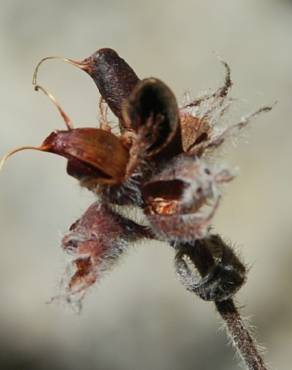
[60,202,153,305]
[42,128,129,184]
[0,127,130,186]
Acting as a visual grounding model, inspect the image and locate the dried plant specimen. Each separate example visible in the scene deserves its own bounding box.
[0,48,274,370]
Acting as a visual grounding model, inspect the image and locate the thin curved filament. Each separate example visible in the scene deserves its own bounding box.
[0,145,48,173]
[32,55,87,130]
[34,84,74,130]
[32,56,83,86]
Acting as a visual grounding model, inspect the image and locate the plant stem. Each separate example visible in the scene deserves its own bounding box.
[215,299,268,370]
[177,239,269,370]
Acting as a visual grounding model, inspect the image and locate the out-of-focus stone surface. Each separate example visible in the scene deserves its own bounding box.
[0,0,291,369]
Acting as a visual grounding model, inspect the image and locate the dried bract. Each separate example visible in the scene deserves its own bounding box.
[58,202,151,308]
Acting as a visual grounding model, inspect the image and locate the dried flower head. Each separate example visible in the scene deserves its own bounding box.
[1,48,274,370]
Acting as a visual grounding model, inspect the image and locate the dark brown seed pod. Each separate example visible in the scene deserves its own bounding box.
[72,48,140,125]
[123,78,182,159]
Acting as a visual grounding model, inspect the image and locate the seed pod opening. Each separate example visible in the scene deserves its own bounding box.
[123,78,182,158]
[142,179,188,216]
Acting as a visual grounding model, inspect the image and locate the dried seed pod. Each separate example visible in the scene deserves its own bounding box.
[42,128,129,184]
[142,154,234,241]
[0,128,129,186]
[72,48,140,124]
[123,78,182,159]
[32,49,140,128]
[59,202,152,308]
[179,113,211,154]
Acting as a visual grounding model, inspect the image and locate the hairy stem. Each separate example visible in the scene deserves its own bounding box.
[177,239,268,370]
[215,299,267,370]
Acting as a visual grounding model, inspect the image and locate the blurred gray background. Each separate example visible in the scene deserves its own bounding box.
[0,0,291,369]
